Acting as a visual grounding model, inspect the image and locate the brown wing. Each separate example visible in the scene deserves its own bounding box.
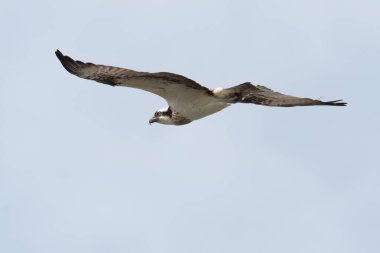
[224,82,346,107]
[55,50,212,105]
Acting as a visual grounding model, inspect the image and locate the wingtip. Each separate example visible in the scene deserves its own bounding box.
[55,49,64,59]
[55,49,80,75]
[55,49,66,64]
[326,99,347,106]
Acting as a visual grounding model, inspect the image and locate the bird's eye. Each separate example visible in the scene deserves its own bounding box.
[154,112,159,116]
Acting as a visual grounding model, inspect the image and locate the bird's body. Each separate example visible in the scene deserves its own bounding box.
[55,50,346,125]
[167,91,230,122]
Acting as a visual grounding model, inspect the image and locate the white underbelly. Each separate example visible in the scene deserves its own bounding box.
[185,101,230,121]
[168,91,231,121]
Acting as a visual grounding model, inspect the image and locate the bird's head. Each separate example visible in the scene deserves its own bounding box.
[149,106,174,125]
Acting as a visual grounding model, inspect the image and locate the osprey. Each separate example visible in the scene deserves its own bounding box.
[55,50,346,125]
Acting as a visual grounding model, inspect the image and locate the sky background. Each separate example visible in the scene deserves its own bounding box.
[1,0,379,252]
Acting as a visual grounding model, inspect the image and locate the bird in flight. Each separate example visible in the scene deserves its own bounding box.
[55,50,346,126]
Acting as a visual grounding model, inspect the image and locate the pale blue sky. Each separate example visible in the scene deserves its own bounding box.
[1,0,379,252]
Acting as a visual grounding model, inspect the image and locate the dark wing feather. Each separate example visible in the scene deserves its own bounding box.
[55,50,212,103]
[225,82,347,107]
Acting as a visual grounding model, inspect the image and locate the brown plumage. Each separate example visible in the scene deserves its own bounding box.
[224,82,347,107]
[55,50,346,125]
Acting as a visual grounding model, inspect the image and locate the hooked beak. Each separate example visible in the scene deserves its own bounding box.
[149,117,158,125]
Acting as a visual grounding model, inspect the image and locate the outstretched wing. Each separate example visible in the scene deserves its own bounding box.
[55,50,213,111]
[223,82,346,107]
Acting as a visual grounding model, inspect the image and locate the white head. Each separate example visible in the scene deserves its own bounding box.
[149,106,175,125]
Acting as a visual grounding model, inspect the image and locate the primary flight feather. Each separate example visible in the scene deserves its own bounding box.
[55,50,346,125]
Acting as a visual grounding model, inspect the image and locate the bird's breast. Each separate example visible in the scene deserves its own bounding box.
[184,101,230,121]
